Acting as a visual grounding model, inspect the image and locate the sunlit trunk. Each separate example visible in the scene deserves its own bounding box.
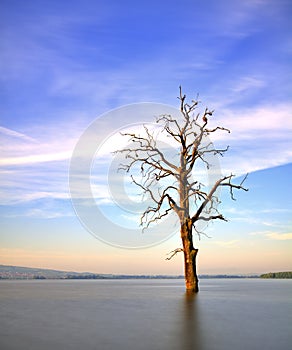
[181,221,199,293]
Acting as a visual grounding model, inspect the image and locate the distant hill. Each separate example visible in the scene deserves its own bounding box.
[2,265,291,280]
[0,265,109,280]
[260,272,292,279]
[0,265,182,280]
[0,265,260,280]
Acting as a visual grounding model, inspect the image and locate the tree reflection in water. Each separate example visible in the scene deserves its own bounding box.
[180,292,203,350]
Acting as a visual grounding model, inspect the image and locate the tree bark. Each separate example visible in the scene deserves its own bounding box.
[181,221,199,293]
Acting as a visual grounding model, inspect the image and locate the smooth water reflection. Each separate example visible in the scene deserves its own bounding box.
[180,292,202,350]
[0,279,291,350]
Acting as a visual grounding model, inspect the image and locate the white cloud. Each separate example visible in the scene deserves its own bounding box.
[3,208,72,219]
[266,232,292,241]
[209,103,292,175]
[0,189,70,208]
[0,124,78,165]
[0,124,80,206]
[221,104,292,136]
[90,101,292,188]
[26,208,72,219]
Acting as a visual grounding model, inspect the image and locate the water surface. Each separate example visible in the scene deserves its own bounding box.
[0,279,291,350]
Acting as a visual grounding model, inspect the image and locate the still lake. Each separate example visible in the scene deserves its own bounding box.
[0,279,291,350]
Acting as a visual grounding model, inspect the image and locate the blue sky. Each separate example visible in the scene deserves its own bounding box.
[0,0,291,274]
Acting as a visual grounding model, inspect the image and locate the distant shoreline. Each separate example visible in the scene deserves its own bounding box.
[1,264,291,280]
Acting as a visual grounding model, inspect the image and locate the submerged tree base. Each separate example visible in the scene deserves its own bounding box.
[186,284,199,293]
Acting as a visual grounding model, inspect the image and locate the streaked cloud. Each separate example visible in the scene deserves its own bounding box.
[0,152,72,166]
[0,126,37,143]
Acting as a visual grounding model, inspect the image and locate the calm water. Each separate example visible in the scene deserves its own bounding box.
[0,279,291,350]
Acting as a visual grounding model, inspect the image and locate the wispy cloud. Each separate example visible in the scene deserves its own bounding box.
[0,126,37,143]
[210,102,292,175]
[220,104,292,137]
[210,240,240,247]
[230,76,266,93]
[0,124,78,207]
[249,230,292,241]
[0,152,72,166]
[266,232,292,241]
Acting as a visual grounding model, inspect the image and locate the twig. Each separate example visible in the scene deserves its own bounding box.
[166,248,184,260]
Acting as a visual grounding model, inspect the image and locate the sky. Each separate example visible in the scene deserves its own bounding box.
[0,0,292,275]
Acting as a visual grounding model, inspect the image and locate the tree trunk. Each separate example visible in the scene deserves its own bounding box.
[181,221,199,293]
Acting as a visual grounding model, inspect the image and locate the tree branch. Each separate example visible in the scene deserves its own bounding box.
[115,87,248,235]
[166,248,184,260]
[191,174,248,224]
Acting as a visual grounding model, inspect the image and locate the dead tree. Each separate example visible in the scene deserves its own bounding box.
[115,87,248,292]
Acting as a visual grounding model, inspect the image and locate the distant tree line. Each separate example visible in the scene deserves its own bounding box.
[65,274,184,279]
[66,274,107,279]
[260,272,292,279]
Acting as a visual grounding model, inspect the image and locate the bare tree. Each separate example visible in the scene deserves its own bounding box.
[115,87,248,292]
